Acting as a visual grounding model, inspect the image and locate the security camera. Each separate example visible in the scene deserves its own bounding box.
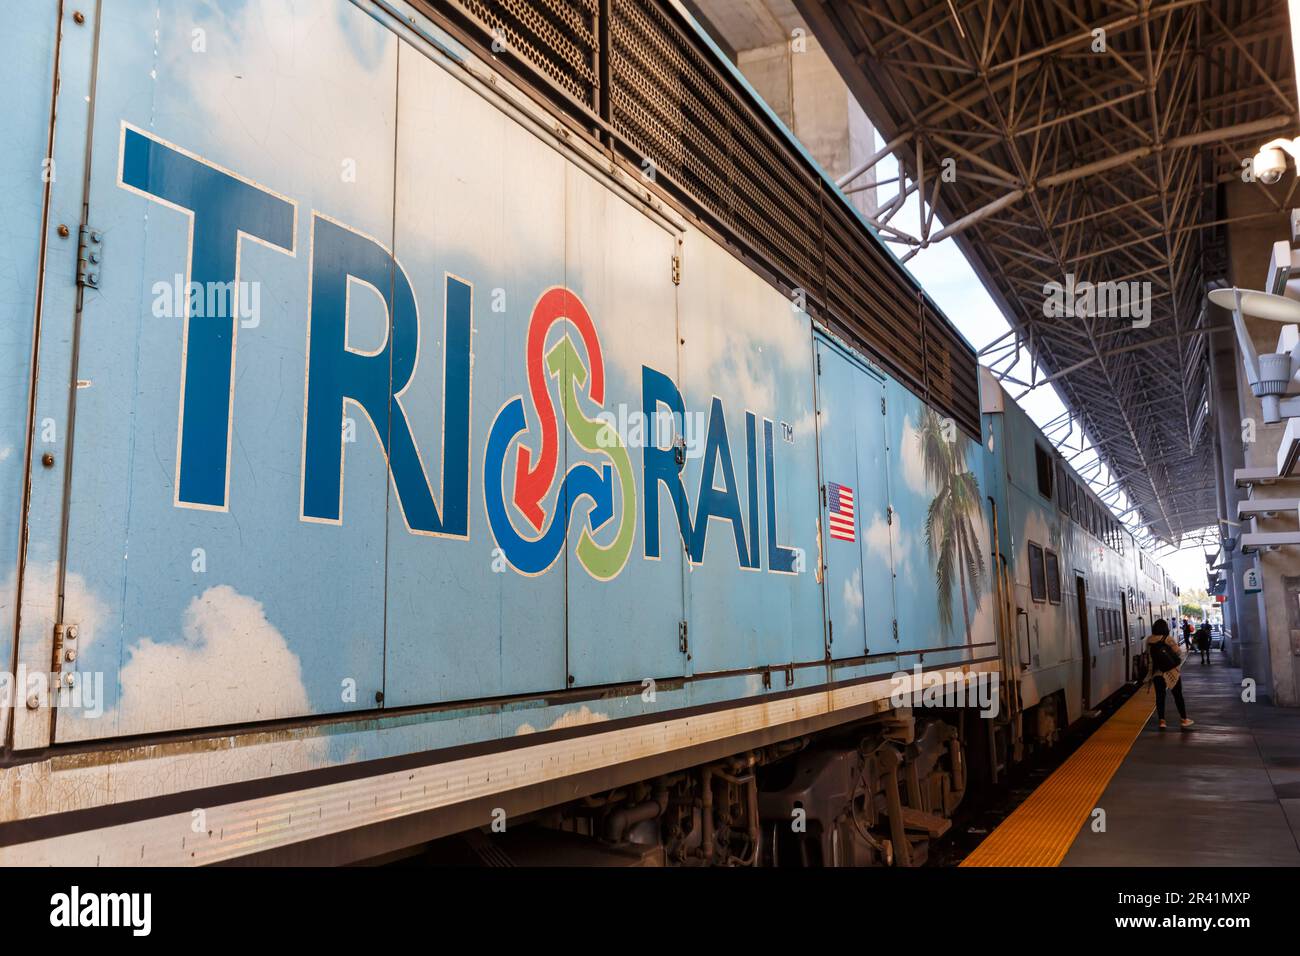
[1253,145,1288,184]
[1251,138,1300,184]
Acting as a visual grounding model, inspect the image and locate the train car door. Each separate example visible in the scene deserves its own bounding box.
[813,338,896,668]
[1076,574,1092,709]
[673,235,824,677]
[384,42,576,706]
[1120,590,1132,682]
[41,0,406,744]
[561,162,688,686]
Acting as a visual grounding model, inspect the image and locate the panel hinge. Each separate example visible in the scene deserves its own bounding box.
[678,619,689,655]
[51,621,80,689]
[816,353,822,374]
[671,253,681,285]
[76,225,103,288]
[893,619,899,642]
[887,505,893,526]
[881,396,886,415]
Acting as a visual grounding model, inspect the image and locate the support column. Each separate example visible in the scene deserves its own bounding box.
[683,0,876,218]
[1222,180,1300,706]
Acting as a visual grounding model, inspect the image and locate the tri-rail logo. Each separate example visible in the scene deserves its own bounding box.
[118,124,799,579]
[484,288,636,579]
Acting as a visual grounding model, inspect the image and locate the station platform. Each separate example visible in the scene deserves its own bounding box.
[963,655,1300,867]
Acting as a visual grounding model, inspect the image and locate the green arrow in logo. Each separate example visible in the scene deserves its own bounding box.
[546,335,636,581]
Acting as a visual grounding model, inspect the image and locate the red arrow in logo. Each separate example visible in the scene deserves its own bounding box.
[513,288,605,530]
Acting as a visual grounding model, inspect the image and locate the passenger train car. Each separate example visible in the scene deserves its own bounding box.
[982,372,1179,763]
[0,0,1175,866]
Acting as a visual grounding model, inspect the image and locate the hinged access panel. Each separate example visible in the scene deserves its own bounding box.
[814,338,897,667]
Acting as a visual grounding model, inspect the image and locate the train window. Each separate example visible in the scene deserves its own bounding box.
[1028,542,1047,602]
[1044,550,1062,604]
[1055,461,1068,512]
[1035,444,1054,501]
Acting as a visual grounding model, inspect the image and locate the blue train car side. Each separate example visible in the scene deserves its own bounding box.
[0,0,1172,866]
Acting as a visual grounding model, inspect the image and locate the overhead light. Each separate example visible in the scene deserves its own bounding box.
[1207,287,1300,324]
[1207,288,1300,414]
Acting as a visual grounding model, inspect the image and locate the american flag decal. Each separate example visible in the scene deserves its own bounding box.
[827,481,855,542]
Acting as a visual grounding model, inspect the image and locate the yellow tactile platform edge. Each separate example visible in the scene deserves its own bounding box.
[960,690,1154,867]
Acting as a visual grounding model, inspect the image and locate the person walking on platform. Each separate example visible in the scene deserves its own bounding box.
[1196,621,1212,665]
[1180,617,1193,650]
[1147,619,1193,730]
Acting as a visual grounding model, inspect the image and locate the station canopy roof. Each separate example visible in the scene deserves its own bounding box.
[795,0,1298,545]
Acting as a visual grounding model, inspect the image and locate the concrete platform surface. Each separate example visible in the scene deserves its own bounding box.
[1064,655,1300,866]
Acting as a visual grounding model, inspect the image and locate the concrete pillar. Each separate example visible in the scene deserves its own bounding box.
[685,0,876,218]
[1209,319,1269,691]
[1222,180,1300,706]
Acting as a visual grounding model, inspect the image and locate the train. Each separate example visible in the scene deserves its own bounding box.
[0,0,1177,866]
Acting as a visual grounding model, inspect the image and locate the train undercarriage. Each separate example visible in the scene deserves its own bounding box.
[408,707,995,866]
[393,682,1099,867]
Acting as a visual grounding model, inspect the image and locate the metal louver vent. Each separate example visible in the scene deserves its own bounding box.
[452,0,600,110]
[609,0,823,305]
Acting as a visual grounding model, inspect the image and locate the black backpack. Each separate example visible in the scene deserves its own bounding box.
[1149,639,1181,673]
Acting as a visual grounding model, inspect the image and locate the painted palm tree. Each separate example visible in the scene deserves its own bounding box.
[919,409,986,640]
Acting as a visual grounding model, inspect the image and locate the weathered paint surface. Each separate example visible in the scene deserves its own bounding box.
[0,0,997,756]
[0,1,60,748]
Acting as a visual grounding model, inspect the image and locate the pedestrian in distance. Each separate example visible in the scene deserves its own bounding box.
[1146,618,1194,731]
[1180,617,1193,650]
[1196,621,1212,665]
